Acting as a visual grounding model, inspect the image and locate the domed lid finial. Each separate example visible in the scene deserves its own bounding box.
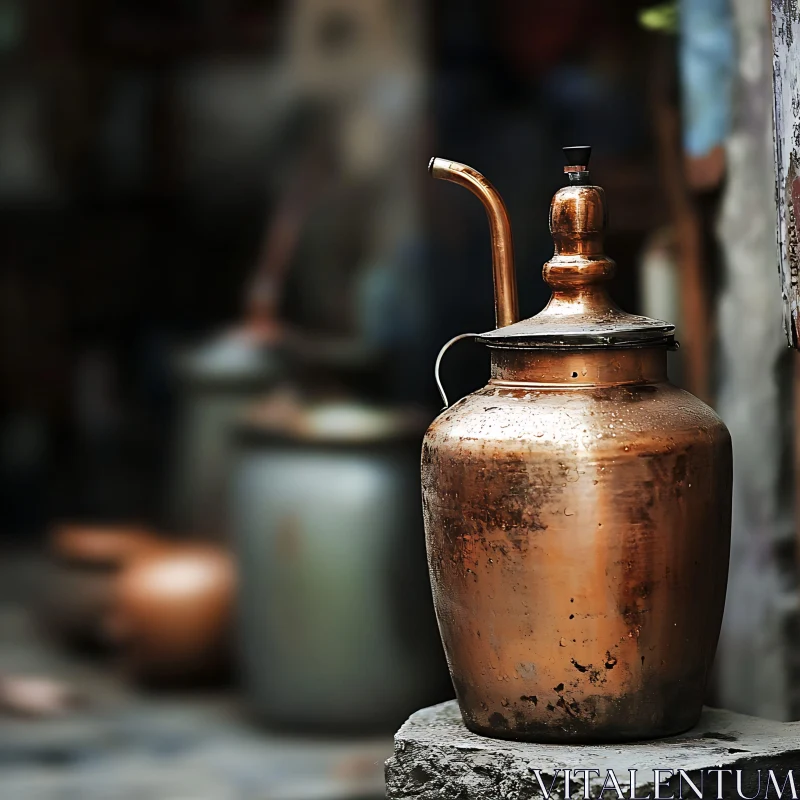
[477,146,675,348]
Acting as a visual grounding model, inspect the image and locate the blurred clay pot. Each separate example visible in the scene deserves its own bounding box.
[43,523,164,649]
[108,544,235,685]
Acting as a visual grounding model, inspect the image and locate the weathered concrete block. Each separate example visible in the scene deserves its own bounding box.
[386,701,800,800]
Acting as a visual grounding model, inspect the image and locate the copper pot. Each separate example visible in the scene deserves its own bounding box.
[422,148,732,743]
[108,544,235,685]
[43,523,163,648]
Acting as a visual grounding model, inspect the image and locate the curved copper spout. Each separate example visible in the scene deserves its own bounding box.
[429,158,519,329]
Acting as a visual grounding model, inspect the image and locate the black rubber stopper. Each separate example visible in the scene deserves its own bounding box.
[563,145,592,168]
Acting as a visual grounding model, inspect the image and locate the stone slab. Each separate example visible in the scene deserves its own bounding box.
[385,700,800,800]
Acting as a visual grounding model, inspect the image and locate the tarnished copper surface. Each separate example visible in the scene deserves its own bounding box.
[422,151,732,743]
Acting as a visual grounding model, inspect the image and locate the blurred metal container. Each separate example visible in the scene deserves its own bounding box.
[230,397,449,731]
[170,331,283,539]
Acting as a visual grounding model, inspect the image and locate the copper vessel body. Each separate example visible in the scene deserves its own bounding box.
[423,152,732,742]
[422,348,731,742]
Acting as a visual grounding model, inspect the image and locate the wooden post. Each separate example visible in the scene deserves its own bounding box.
[650,54,711,403]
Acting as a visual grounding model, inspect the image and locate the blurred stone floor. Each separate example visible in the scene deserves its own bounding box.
[0,554,390,800]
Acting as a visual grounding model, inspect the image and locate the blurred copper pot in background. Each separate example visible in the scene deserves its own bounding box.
[42,523,164,649]
[108,544,235,685]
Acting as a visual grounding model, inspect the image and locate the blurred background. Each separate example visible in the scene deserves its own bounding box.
[0,0,794,797]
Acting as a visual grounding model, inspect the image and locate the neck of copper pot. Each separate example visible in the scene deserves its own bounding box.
[489,347,668,387]
[485,171,676,389]
[542,183,616,305]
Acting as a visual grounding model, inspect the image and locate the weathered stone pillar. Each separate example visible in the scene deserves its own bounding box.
[713,0,795,719]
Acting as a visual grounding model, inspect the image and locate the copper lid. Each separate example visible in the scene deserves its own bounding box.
[479,147,674,349]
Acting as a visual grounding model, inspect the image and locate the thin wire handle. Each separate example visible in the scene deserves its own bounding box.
[434,333,480,409]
